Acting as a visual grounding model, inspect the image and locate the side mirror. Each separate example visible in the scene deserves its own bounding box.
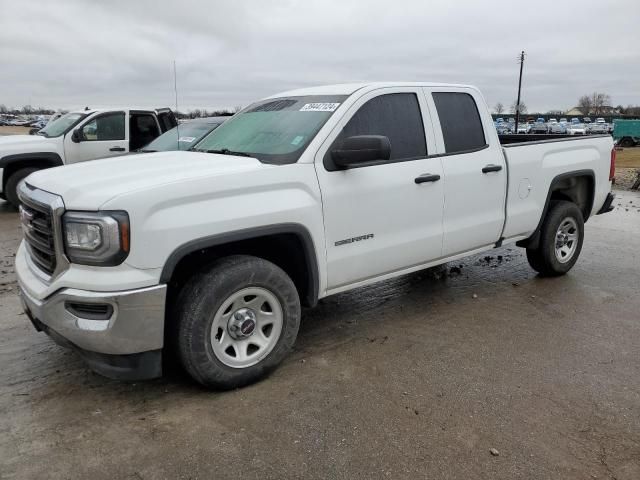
[71,129,83,143]
[331,135,391,169]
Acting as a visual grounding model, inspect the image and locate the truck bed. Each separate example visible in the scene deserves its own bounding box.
[498,133,613,242]
[498,133,611,145]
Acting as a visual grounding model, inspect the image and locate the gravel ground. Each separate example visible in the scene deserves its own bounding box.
[0,192,639,480]
[615,167,640,190]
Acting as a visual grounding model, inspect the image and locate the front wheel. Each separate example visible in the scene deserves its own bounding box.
[5,167,39,208]
[174,255,301,389]
[526,200,584,276]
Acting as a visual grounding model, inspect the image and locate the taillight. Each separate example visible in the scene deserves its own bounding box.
[609,148,616,181]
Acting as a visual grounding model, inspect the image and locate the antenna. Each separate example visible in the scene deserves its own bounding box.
[173,60,180,145]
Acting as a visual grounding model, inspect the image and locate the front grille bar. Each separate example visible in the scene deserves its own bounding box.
[17,182,68,283]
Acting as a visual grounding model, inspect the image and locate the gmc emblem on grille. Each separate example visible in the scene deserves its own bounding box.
[19,206,34,232]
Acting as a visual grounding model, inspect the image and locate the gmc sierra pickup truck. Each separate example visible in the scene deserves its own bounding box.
[0,107,176,207]
[14,83,615,389]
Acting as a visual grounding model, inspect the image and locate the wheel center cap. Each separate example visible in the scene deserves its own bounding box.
[228,308,257,339]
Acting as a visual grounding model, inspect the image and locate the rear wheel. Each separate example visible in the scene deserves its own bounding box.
[526,200,584,276]
[5,167,39,208]
[174,255,301,389]
[619,137,635,148]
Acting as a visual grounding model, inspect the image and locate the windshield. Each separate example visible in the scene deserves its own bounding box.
[140,120,223,152]
[38,112,86,138]
[193,95,348,164]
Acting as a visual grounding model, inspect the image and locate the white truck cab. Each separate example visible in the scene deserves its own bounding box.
[14,83,615,389]
[0,107,176,206]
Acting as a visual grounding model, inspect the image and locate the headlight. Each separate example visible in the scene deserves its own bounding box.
[62,211,130,266]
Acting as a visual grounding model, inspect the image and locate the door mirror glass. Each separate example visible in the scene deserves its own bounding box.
[331,135,391,169]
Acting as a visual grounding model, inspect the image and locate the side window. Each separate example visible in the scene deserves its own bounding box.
[432,92,486,153]
[335,93,427,162]
[81,112,125,141]
[130,114,161,151]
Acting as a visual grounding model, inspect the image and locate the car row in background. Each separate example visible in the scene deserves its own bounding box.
[494,116,615,135]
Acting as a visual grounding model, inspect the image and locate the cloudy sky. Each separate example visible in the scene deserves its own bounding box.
[1,0,638,113]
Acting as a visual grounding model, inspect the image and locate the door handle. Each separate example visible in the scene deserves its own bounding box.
[415,173,441,184]
[109,146,126,152]
[482,164,503,173]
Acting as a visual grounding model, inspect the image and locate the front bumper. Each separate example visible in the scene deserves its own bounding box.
[18,280,167,380]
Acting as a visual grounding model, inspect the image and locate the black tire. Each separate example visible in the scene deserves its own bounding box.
[526,200,584,276]
[5,167,39,208]
[174,255,301,389]
[619,137,635,148]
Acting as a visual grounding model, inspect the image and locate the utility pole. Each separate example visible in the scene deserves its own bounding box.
[514,51,525,133]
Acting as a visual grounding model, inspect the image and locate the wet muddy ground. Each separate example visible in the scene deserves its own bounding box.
[1,192,639,479]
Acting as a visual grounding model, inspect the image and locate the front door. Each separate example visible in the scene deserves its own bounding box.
[64,111,129,164]
[315,88,445,291]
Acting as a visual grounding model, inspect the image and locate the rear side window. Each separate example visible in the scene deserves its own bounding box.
[337,93,427,161]
[432,92,486,153]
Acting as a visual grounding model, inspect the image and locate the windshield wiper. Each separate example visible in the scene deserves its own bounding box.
[200,148,252,158]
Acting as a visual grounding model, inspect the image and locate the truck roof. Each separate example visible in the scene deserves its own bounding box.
[267,82,476,98]
[67,107,172,115]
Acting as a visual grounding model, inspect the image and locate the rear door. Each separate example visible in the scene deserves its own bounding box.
[63,111,129,163]
[426,88,506,256]
[315,87,445,291]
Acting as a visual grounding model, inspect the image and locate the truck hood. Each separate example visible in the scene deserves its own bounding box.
[0,134,48,149]
[26,151,270,209]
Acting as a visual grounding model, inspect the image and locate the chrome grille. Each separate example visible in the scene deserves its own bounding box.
[18,182,67,280]
[20,201,56,274]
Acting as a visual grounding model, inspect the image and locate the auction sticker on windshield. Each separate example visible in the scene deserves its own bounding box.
[178,136,196,143]
[300,103,340,112]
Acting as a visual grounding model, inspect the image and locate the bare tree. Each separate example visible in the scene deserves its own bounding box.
[494,102,504,114]
[21,105,33,114]
[0,104,7,114]
[233,105,242,113]
[590,92,611,115]
[510,101,527,114]
[577,95,592,115]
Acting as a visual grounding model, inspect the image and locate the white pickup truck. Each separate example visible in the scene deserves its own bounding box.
[15,83,615,389]
[0,107,176,206]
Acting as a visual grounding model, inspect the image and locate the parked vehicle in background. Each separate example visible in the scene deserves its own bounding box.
[589,121,609,135]
[516,123,528,134]
[138,116,230,152]
[530,118,549,134]
[495,122,512,135]
[29,112,64,135]
[567,122,587,135]
[0,107,176,206]
[559,118,568,124]
[613,119,640,147]
[549,120,567,134]
[28,120,49,135]
[583,117,592,124]
[14,82,615,389]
